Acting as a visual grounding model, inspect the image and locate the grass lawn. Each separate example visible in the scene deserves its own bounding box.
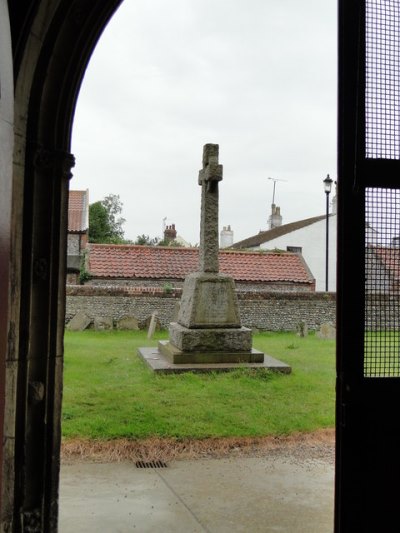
[62,330,335,440]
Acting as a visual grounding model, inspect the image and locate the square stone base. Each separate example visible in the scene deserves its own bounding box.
[177,272,242,328]
[137,347,292,374]
[158,340,264,364]
[169,322,252,353]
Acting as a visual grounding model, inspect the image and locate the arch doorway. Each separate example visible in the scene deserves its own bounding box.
[1,1,124,528]
[3,2,400,532]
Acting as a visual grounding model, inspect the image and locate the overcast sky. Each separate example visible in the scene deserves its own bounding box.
[71,0,337,246]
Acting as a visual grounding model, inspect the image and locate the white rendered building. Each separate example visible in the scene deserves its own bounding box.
[233,200,337,292]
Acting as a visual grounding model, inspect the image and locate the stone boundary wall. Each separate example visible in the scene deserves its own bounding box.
[365,294,400,330]
[65,285,336,331]
[87,279,313,292]
[236,291,336,331]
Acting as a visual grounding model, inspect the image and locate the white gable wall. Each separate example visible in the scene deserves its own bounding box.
[259,216,337,292]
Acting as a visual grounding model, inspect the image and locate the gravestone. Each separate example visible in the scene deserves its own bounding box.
[66,311,91,331]
[317,322,336,340]
[94,316,113,330]
[116,316,139,330]
[296,321,308,337]
[138,144,290,374]
[172,301,181,322]
[147,311,158,339]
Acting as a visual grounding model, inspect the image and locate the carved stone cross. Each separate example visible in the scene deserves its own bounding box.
[198,144,223,273]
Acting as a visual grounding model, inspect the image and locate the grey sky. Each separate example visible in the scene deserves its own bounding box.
[71,0,337,245]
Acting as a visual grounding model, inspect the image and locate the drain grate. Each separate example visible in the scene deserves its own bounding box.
[135,460,167,469]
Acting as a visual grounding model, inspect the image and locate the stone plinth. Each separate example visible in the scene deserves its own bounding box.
[177,272,241,328]
[137,346,291,374]
[168,322,251,353]
[164,267,257,365]
[158,340,264,364]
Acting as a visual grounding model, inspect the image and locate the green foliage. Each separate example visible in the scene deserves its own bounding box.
[89,194,127,243]
[163,282,173,294]
[62,330,335,440]
[78,250,91,284]
[88,202,109,243]
[134,235,181,247]
[157,239,181,247]
[134,234,159,246]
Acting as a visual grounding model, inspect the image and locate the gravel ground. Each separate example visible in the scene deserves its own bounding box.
[61,428,335,465]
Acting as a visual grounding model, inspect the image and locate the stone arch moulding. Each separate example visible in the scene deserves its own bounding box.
[3,1,124,530]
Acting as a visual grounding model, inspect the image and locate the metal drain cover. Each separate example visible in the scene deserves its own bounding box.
[135,460,167,469]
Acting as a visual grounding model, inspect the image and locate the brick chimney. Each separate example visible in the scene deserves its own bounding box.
[164,224,177,243]
[268,204,282,229]
[220,225,234,248]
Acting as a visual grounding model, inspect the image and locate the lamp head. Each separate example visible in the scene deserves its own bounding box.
[323,174,333,194]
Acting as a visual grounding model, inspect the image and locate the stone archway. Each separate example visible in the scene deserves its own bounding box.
[9,2,400,532]
[2,2,124,530]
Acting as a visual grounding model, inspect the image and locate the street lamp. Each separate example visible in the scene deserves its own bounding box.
[323,174,333,291]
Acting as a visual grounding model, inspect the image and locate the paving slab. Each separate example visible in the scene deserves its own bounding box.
[59,462,203,532]
[59,455,333,532]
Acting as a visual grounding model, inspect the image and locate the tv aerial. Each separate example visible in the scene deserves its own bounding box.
[267,177,287,205]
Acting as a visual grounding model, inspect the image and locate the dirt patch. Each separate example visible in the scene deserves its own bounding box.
[61,428,335,464]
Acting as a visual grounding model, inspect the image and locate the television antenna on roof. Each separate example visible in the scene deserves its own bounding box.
[268,177,287,205]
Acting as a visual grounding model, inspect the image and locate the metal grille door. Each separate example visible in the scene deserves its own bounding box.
[337,1,400,531]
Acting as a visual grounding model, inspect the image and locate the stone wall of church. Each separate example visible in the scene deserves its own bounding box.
[65,285,336,331]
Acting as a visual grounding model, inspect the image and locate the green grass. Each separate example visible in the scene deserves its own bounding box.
[364,331,400,377]
[62,330,335,440]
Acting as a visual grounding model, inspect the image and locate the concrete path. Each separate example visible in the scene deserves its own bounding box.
[59,454,334,532]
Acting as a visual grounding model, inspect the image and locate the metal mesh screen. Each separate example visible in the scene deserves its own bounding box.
[366,0,400,159]
[365,188,400,377]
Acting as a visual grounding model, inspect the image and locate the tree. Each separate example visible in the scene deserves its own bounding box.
[89,194,127,243]
[134,234,159,246]
[134,234,182,246]
[157,238,181,247]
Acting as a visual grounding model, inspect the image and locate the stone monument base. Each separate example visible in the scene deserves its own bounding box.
[176,272,241,329]
[158,340,264,364]
[137,345,291,374]
[169,322,252,354]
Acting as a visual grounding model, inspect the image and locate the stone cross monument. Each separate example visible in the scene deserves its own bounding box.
[198,143,222,273]
[158,143,264,365]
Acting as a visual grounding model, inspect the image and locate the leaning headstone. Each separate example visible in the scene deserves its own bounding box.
[172,301,181,322]
[296,321,308,337]
[66,311,91,331]
[317,323,336,339]
[147,312,158,339]
[116,316,139,330]
[94,316,113,331]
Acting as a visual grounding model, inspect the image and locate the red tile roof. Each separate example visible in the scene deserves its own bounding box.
[68,190,88,232]
[87,244,314,285]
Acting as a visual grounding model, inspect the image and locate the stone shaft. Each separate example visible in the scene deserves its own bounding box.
[198,144,223,273]
[199,184,219,272]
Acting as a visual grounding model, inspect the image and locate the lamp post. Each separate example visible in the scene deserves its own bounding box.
[323,174,333,291]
